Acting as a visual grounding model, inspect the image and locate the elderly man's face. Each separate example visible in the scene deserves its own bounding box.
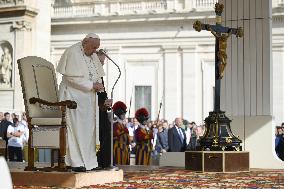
[175,118,182,127]
[83,38,100,56]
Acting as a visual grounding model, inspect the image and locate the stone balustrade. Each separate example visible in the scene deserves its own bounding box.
[51,0,219,18]
[277,0,284,6]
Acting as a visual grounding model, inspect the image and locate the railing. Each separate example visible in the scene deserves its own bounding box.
[277,0,284,6]
[195,0,218,9]
[52,0,217,18]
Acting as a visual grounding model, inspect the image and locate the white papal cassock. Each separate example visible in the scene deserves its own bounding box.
[56,41,105,170]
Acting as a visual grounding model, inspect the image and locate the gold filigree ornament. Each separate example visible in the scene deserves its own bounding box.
[215,3,224,15]
[96,144,100,152]
[193,20,202,32]
[225,137,233,143]
[213,138,218,145]
[235,146,240,151]
[236,27,244,38]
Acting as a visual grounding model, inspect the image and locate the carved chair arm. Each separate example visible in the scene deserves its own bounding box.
[29,97,77,109]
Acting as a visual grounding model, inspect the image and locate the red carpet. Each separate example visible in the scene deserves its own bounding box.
[90,168,284,188]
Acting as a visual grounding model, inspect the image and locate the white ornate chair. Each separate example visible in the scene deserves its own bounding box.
[17,56,77,171]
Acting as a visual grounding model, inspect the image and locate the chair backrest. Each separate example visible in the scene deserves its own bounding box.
[17,56,61,118]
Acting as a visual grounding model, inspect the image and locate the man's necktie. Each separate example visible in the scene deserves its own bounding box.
[178,128,184,143]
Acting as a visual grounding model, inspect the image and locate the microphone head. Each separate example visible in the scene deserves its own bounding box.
[97,48,107,54]
[96,49,103,55]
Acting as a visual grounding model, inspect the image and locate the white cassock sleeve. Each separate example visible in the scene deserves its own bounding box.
[63,76,93,92]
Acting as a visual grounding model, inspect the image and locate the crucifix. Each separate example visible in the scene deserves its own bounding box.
[193,3,243,112]
[193,3,243,151]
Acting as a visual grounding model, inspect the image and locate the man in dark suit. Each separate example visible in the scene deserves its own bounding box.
[0,112,12,159]
[155,124,168,153]
[96,51,111,170]
[168,118,187,152]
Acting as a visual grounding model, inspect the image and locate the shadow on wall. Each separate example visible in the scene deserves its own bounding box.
[230,115,284,168]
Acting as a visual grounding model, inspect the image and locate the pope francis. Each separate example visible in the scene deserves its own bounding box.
[56,33,112,172]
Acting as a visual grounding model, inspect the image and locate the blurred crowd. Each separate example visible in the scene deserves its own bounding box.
[275,123,284,161]
[0,109,207,165]
[0,112,29,162]
[123,117,205,156]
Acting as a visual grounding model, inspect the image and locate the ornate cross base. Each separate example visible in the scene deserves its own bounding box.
[199,111,242,151]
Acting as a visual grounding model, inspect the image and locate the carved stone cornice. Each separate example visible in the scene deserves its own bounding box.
[11,20,31,31]
[0,4,38,18]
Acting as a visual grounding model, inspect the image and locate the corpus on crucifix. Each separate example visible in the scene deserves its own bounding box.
[193,3,243,151]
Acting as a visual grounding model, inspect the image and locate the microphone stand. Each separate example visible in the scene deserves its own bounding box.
[101,50,121,168]
[128,85,134,119]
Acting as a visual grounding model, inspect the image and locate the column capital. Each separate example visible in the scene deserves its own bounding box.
[11,20,32,31]
[161,45,180,53]
[179,45,196,53]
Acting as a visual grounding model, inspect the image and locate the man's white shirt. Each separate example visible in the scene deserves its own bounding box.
[7,124,25,148]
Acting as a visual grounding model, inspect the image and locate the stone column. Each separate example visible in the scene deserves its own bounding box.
[162,45,182,122]
[0,1,38,115]
[180,45,203,124]
[11,20,33,114]
[221,0,283,169]
[272,45,284,125]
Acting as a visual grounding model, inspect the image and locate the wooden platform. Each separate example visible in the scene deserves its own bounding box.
[185,151,250,172]
[9,162,123,188]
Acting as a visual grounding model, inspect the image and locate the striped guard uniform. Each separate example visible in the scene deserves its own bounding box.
[113,120,130,165]
[134,125,153,165]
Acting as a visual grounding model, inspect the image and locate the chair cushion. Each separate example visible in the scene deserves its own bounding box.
[31,118,62,126]
[32,127,60,148]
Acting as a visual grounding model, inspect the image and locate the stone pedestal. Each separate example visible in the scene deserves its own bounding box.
[11,169,124,188]
[159,152,185,167]
[185,151,249,172]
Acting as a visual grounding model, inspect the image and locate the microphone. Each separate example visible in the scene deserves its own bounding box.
[96,49,121,99]
[97,49,111,60]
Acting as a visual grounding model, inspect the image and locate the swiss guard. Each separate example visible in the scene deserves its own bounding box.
[134,108,153,165]
[112,101,130,165]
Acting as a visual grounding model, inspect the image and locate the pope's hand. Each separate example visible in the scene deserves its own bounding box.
[93,82,104,92]
[104,99,113,107]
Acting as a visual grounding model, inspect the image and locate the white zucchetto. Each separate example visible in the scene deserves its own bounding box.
[85,33,100,39]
